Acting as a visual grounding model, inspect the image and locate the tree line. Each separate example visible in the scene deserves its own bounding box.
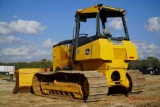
[128,56,160,70]
[0,57,160,71]
[0,59,52,70]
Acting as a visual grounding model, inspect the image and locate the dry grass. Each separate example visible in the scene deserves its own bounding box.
[0,74,160,107]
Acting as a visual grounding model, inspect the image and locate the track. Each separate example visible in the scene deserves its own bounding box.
[32,71,108,102]
[127,70,146,92]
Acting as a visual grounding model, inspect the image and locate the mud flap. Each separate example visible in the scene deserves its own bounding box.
[127,70,145,93]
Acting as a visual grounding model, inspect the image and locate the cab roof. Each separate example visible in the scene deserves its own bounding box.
[76,4,125,18]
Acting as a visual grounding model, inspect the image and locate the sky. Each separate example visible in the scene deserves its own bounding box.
[0,0,160,63]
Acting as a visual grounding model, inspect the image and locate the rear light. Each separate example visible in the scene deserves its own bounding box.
[129,56,134,59]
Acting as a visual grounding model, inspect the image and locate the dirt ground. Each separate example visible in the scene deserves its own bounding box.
[0,74,160,107]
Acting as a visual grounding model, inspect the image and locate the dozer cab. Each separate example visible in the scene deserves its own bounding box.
[13,4,145,102]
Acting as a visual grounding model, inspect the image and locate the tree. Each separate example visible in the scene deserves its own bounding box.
[158,62,160,69]
[40,59,52,68]
[147,56,159,68]
[128,56,160,70]
[128,60,140,70]
[139,59,149,68]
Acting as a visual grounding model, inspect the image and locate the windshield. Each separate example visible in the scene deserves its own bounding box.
[78,16,129,40]
[100,17,126,39]
[79,18,96,37]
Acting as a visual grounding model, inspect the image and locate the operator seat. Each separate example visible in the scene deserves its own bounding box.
[103,28,112,38]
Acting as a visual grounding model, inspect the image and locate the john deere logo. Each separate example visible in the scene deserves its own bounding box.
[85,49,90,55]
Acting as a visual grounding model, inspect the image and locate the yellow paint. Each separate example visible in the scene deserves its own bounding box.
[76,4,124,14]
[52,38,137,90]
[102,6,124,13]
[41,80,83,99]
[13,68,51,93]
[53,45,72,71]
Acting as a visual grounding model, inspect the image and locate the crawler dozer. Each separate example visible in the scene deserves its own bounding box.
[13,4,145,102]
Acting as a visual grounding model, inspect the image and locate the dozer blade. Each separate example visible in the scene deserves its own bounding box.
[13,68,51,93]
[127,70,146,93]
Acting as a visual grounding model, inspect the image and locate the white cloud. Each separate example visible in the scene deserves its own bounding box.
[145,17,160,35]
[0,38,58,62]
[0,19,45,35]
[148,43,159,50]
[42,38,57,48]
[109,18,123,30]
[32,49,50,57]
[0,35,22,44]
[134,41,160,59]
[0,45,51,62]
[1,46,29,56]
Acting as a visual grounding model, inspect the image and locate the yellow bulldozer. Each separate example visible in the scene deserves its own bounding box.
[13,4,145,102]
